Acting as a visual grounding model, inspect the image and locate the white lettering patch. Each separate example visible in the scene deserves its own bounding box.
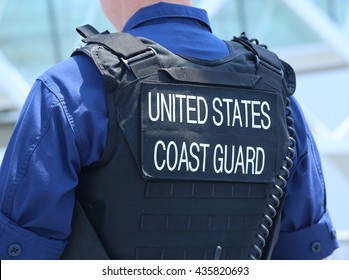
[141,82,280,183]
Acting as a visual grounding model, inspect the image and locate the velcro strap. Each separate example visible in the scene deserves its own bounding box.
[84,32,149,59]
[76,24,102,38]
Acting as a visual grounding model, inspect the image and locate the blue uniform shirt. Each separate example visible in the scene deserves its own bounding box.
[0,2,339,259]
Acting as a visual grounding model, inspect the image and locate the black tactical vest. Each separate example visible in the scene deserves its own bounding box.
[65,25,296,260]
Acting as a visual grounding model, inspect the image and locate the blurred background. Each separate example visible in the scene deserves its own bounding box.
[0,0,348,259]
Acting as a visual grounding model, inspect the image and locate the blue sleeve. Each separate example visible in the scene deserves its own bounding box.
[0,80,76,259]
[271,96,339,259]
[0,55,107,259]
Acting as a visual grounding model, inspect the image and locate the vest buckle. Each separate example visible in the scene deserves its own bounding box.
[121,47,157,70]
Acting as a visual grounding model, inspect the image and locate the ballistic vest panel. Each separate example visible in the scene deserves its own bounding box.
[70,26,296,260]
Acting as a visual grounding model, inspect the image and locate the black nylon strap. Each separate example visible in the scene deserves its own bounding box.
[83,31,162,78]
[76,24,101,38]
[84,32,149,59]
[127,50,162,79]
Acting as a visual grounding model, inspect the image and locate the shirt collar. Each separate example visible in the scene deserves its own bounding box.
[122,2,212,32]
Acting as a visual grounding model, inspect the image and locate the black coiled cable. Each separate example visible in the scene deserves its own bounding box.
[249,97,296,260]
[232,33,296,259]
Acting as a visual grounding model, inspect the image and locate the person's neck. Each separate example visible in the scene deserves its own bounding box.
[115,1,192,31]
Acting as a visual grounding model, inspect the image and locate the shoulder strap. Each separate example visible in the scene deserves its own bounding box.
[76,24,108,38]
[232,33,296,96]
[74,24,161,79]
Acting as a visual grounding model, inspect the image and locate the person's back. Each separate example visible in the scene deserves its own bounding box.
[0,1,339,259]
